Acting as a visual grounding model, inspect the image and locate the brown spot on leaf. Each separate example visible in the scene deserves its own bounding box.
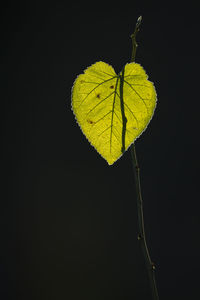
[110,85,114,89]
[87,119,95,125]
[96,93,101,98]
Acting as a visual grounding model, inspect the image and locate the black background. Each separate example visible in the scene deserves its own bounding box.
[1,1,200,299]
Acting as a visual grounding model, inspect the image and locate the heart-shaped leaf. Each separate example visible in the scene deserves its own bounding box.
[72,61,157,165]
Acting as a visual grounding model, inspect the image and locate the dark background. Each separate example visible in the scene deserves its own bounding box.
[1,1,200,299]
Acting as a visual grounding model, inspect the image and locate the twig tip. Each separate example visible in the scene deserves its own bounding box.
[136,16,142,28]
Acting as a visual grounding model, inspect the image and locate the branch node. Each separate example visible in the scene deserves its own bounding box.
[151,262,156,270]
[137,234,144,240]
[135,165,140,170]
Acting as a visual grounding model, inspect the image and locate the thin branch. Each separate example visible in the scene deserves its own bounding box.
[130,16,159,300]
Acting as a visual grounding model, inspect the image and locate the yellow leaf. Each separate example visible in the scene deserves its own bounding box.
[72,61,157,165]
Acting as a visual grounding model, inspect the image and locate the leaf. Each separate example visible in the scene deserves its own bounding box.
[72,61,157,165]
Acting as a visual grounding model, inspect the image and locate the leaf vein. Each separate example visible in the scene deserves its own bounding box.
[123,79,149,113]
[77,76,117,109]
[110,77,120,154]
[84,92,115,119]
[124,102,138,127]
